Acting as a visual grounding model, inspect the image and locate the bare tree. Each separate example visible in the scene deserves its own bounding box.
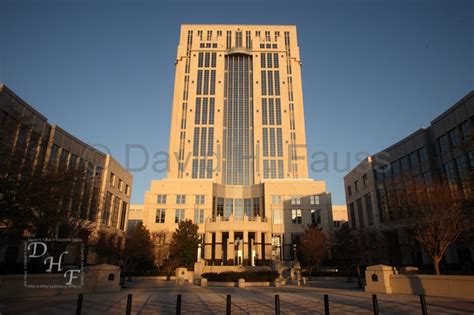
[390,179,473,275]
[298,225,328,280]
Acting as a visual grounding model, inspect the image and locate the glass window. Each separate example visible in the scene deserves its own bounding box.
[291,196,301,205]
[195,195,205,204]
[155,209,166,223]
[460,121,470,142]
[291,209,302,224]
[157,194,167,204]
[400,156,409,171]
[310,195,320,205]
[449,128,461,147]
[354,180,359,192]
[194,208,204,224]
[418,147,428,162]
[234,199,243,220]
[311,209,321,225]
[438,135,450,153]
[409,151,418,167]
[224,199,233,220]
[176,194,186,204]
[347,185,352,196]
[272,195,281,204]
[175,209,185,223]
[272,210,281,224]
[109,172,115,186]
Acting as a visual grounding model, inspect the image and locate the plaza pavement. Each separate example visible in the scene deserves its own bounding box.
[1,278,473,314]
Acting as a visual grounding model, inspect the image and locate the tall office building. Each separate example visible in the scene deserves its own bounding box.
[137,25,333,266]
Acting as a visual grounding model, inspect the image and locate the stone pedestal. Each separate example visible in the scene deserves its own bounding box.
[365,264,397,294]
[88,264,121,292]
[238,278,245,288]
[194,262,204,279]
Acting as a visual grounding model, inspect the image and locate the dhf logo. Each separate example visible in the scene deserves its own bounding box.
[24,239,84,288]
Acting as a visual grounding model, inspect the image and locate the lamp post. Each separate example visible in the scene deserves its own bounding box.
[293,243,297,261]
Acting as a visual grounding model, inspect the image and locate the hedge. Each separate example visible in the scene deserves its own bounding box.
[201,271,279,282]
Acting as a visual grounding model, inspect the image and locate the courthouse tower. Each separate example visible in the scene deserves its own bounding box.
[138,25,333,265]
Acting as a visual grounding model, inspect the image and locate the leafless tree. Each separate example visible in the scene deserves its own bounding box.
[389,179,473,275]
[298,225,328,279]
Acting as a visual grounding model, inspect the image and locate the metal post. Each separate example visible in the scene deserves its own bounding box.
[419,294,428,315]
[176,294,182,315]
[126,294,132,315]
[372,294,379,315]
[226,294,231,315]
[275,294,280,315]
[76,293,83,315]
[324,294,329,315]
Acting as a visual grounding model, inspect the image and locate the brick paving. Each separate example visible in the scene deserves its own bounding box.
[1,279,473,314]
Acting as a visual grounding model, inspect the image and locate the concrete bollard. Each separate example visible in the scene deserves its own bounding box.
[238,278,246,288]
[200,278,208,287]
[302,277,307,285]
[274,279,282,288]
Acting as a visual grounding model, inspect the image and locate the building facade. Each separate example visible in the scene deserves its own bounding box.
[331,205,348,231]
[0,83,132,265]
[135,24,333,266]
[344,90,474,269]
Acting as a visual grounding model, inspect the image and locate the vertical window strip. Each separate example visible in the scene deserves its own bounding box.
[278,160,284,178]
[197,70,203,95]
[192,159,198,178]
[210,70,216,95]
[274,71,280,96]
[268,71,274,96]
[203,70,209,95]
[193,128,200,156]
[261,54,266,68]
[275,98,282,125]
[194,98,201,125]
[263,128,268,157]
[262,98,268,125]
[226,31,232,48]
[200,127,207,157]
[199,159,206,178]
[207,127,214,156]
[209,98,215,124]
[269,98,275,125]
[263,160,269,178]
[267,53,273,68]
[269,128,276,157]
[206,160,213,178]
[261,71,267,96]
[273,53,279,68]
[204,53,210,67]
[270,160,277,178]
[211,53,216,67]
[277,128,283,157]
[198,53,204,67]
[201,98,208,124]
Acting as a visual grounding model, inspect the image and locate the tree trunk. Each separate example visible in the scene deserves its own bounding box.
[433,255,441,275]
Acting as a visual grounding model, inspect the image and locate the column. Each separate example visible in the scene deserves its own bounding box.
[243,231,249,265]
[256,232,262,263]
[204,232,212,261]
[227,231,234,265]
[264,232,272,261]
[215,231,222,264]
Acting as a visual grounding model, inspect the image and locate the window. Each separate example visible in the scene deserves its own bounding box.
[354,180,359,192]
[365,193,374,225]
[125,184,130,196]
[418,147,428,162]
[409,151,418,167]
[118,179,123,192]
[356,198,365,228]
[438,135,450,153]
[157,194,167,204]
[391,160,400,175]
[175,209,185,223]
[109,173,115,186]
[443,161,457,183]
[400,156,409,171]
[449,129,461,147]
[176,194,186,204]
[347,185,352,196]
[362,174,368,187]
[310,195,320,205]
[155,209,165,223]
[225,199,233,220]
[291,209,302,224]
[291,196,301,205]
[460,121,470,142]
[195,195,205,204]
[349,202,356,229]
[311,209,321,225]
[272,210,282,224]
[194,208,204,224]
[272,195,281,204]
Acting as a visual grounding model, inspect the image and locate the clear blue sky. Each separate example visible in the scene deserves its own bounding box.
[1,0,472,205]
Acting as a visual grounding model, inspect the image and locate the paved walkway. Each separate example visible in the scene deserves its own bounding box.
[1,278,473,314]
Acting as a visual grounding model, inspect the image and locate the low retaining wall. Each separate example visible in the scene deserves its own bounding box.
[202,265,272,273]
[205,281,271,287]
[0,264,121,300]
[365,264,474,300]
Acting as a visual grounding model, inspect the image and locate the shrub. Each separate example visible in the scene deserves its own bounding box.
[201,271,279,282]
